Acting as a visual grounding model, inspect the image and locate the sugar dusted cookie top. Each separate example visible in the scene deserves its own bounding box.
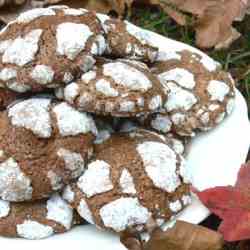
[0,6,106,92]
[61,59,167,117]
[0,193,79,239]
[64,129,191,234]
[0,97,97,201]
[152,50,235,136]
[99,16,158,62]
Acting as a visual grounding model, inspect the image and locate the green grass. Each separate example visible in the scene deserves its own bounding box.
[130,6,250,113]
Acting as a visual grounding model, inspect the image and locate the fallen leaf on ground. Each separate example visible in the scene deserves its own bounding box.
[194,162,250,242]
[0,0,26,8]
[120,230,143,250]
[147,0,250,49]
[144,220,223,250]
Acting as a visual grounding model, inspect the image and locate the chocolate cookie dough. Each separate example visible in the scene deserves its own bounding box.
[0,193,77,239]
[0,6,106,92]
[152,50,235,136]
[98,15,158,62]
[0,88,20,110]
[0,97,97,201]
[63,129,191,234]
[61,59,166,117]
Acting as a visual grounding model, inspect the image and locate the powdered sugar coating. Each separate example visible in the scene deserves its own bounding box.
[119,101,135,112]
[53,102,97,136]
[103,62,152,91]
[79,55,96,73]
[200,112,210,124]
[171,113,185,125]
[169,200,182,212]
[200,56,220,72]
[47,171,63,191]
[182,195,192,206]
[31,65,54,85]
[77,160,113,198]
[63,82,79,103]
[137,141,182,192]
[56,23,93,60]
[63,8,87,16]
[207,80,230,102]
[57,148,85,178]
[78,199,94,224]
[0,40,12,54]
[8,98,52,138]
[0,68,16,81]
[62,185,75,203]
[6,81,31,93]
[81,71,96,83]
[91,35,106,55]
[163,82,197,111]
[46,194,73,230]
[16,8,55,23]
[0,158,33,201]
[63,72,74,83]
[0,199,10,218]
[2,29,43,66]
[170,138,185,155]
[100,197,151,232]
[94,129,112,144]
[156,51,181,61]
[119,169,136,194]
[16,220,54,240]
[95,79,119,97]
[149,95,162,111]
[78,93,93,107]
[159,68,196,89]
[151,114,172,133]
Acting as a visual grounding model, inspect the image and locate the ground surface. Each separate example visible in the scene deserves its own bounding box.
[130,5,250,249]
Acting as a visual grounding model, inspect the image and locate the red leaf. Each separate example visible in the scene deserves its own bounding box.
[193,187,250,219]
[219,210,250,241]
[194,161,250,242]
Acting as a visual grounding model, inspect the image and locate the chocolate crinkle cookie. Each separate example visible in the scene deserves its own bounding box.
[0,193,81,239]
[0,88,21,110]
[0,97,97,201]
[0,5,238,240]
[99,15,158,62]
[149,50,235,136]
[63,129,192,234]
[0,5,106,92]
[59,59,167,117]
[94,116,188,156]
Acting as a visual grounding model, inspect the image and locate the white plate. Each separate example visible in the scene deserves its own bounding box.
[1,16,250,250]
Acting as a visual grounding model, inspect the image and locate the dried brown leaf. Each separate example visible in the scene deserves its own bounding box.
[156,0,250,48]
[144,221,224,250]
[120,230,143,250]
[195,0,247,48]
[0,0,26,8]
[160,4,186,25]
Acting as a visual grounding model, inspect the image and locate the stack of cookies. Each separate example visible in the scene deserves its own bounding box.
[0,5,235,240]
